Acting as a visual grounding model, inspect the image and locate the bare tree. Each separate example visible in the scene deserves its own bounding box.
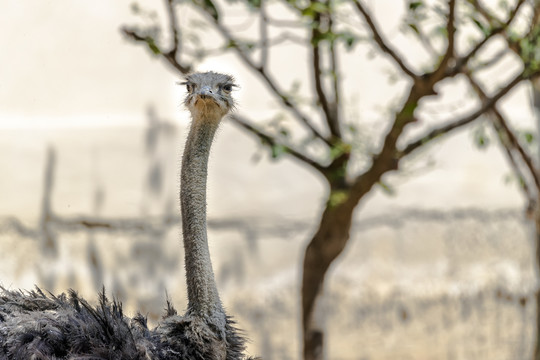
[121,0,540,358]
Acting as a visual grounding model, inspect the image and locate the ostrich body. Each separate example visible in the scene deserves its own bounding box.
[0,72,254,360]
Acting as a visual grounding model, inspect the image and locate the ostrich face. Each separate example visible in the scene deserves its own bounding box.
[182,72,237,120]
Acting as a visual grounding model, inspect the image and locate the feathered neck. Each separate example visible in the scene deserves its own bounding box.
[180,114,225,326]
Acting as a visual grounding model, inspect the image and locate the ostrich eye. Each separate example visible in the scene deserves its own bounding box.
[186,83,193,93]
[222,84,232,92]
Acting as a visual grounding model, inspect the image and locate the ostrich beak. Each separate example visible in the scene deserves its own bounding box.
[192,85,225,114]
[198,85,213,98]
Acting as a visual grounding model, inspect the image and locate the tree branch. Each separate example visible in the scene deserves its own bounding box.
[328,0,341,138]
[229,114,328,174]
[212,19,332,146]
[165,0,179,55]
[346,82,427,203]
[466,70,540,190]
[259,1,269,69]
[311,1,340,138]
[182,32,306,58]
[400,71,528,157]
[329,23,340,112]
[502,0,540,55]
[412,23,438,58]
[499,134,536,204]
[348,69,533,206]
[431,0,456,80]
[352,0,417,79]
[121,27,191,74]
[445,0,525,78]
[468,0,526,26]
[468,48,507,72]
[163,0,192,74]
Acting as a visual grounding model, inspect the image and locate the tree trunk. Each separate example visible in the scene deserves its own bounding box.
[302,195,356,360]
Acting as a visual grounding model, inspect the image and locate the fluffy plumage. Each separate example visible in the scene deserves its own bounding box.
[0,287,252,360]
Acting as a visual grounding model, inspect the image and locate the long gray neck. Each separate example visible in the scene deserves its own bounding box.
[181,113,224,320]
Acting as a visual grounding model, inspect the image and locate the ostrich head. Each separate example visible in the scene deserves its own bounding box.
[182,71,237,122]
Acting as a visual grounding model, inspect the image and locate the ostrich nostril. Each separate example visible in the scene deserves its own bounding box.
[199,85,213,95]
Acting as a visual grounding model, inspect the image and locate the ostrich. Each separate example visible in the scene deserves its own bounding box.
[0,71,256,360]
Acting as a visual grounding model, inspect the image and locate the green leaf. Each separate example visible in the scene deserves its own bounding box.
[329,141,351,160]
[310,2,328,13]
[225,39,237,49]
[435,25,448,38]
[337,31,358,49]
[409,1,423,10]
[344,35,356,48]
[311,30,337,47]
[279,128,290,138]
[192,0,219,21]
[407,23,420,35]
[328,190,349,208]
[247,0,261,8]
[224,38,255,52]
[347,124,358,135]
[301,2,328,18]
[473,126,490,149]
[522,131,535,144]
[476,135,488,148]
[378,181,395,196]
[471,18,490,36]
[146,36,161,55]
[498,0,509,11]
[271,144,287,159]
[518,176,527,189]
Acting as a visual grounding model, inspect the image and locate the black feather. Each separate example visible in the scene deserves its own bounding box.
[0,287,257,360]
